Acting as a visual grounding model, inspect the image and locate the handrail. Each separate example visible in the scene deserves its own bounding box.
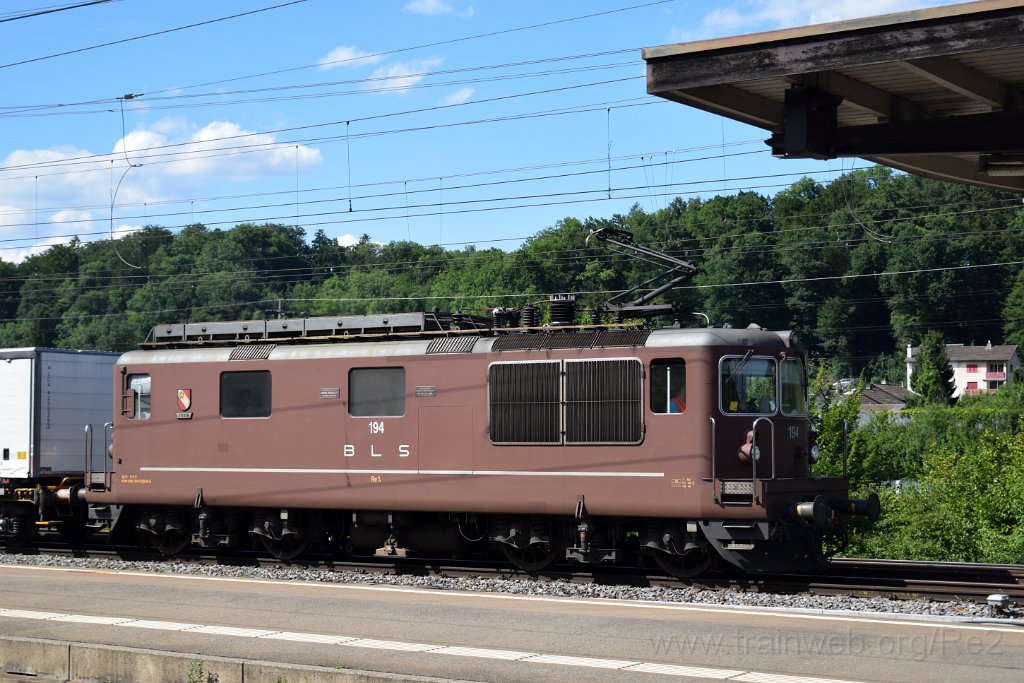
[709,417,718,504]
[83,424,93,475]
[104,422,113,468]
[751,417,776,506]
[842,418,849,477]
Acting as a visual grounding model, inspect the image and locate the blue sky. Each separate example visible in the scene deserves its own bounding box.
[0,0,964,262]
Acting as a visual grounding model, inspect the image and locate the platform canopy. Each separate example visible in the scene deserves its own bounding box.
[643,0,1024,192]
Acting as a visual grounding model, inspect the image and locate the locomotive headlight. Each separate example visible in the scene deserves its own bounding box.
[809,443,820,464]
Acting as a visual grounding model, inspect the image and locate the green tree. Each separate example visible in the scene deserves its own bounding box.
[125,224,210,333]
[692,192,786,329]
[910,330,955,405]
[807,369,863,477]
[11,240,81,346]
[308,229,348,284]
[1003,267,1024,347]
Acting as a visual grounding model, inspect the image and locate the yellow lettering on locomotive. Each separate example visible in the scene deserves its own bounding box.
[370,475,383,484]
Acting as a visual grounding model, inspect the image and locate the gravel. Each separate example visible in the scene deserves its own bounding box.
[1,552,1019,621]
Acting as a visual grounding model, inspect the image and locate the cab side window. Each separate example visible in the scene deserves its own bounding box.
[650,359,686,414]
[126,374,151,420]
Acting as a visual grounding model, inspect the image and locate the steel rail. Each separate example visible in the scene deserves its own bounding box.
[4,540,1023,610]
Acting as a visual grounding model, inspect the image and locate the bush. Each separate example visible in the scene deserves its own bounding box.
[815,381,1024,562]
[843,417,1024,563]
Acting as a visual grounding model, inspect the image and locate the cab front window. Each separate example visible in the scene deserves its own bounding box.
[720,356,776,415]
[781,358,808,415]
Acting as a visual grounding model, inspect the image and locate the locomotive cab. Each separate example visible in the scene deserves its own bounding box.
[698,330,878,572]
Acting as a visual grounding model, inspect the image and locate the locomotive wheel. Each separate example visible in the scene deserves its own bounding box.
[501,541,561,572]
[258,531,311,561]
[147,528,191,556]
[651,545,712,579]
[2,514,35,549]
[256,513,317,562]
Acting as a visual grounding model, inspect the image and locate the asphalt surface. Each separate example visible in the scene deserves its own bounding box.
[1,563,1022,682]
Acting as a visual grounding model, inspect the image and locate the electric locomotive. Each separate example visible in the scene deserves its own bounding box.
[78,230,878,577]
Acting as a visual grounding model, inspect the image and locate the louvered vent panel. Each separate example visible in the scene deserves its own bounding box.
[229,344,276,360]
[491,335,538,351]
[490,329,650,352]
[488,362,561,444]
[426,336,479,354]
[594,329,650,347]
[544,332,599,349]
[564,359,643,444]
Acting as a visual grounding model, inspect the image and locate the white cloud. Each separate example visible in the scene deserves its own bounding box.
[336,233,360,247]
[144,120,322,181]
[317,46,383,70]
[6,235,73,264]
[443,87,474,106]
[114,128,167,161]
[148,117,189,136]
[0,148,106,263]
[0,117,324,261]
[49,208,95,230]
[404,0,454,16]
[112,223,144,239]
[368,58,443,94]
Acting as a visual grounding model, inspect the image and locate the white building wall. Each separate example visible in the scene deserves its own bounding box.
[905,344,1021,398]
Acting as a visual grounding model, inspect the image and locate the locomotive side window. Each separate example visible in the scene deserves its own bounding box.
[720,356,777,415]
[220,371,272,418]
[650,359,686,414]
[349,367,406,417]
[780,358,808,415]
[488,361,561,444]
[126,374,151,420]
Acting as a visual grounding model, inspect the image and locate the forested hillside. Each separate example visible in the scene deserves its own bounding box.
[3,166,1023,380]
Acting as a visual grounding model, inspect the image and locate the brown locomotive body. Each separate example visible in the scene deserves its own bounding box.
[87,312,877,576]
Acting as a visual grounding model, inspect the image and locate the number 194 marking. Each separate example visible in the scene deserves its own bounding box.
[369,421,385,434]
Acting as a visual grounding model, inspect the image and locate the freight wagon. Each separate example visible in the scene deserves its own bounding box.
[0,348,119,545]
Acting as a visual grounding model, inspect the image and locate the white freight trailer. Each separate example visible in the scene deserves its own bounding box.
[0,348,119,481]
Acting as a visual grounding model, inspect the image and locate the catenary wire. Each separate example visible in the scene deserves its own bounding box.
[0,1,308,70]
[0,0,116,23]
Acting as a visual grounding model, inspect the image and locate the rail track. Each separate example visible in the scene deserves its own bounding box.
[5,537,1023,611]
